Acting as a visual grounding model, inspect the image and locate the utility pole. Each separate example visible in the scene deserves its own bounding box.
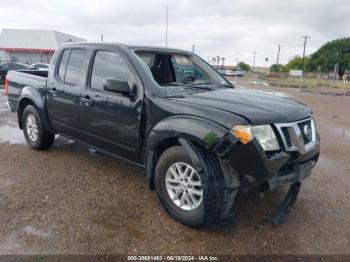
[165,5,168,48]
[301,35,311,74]
[192,44,195,53]
[276,44,281,65]
[101,34,104,42]
[253,52,256,72]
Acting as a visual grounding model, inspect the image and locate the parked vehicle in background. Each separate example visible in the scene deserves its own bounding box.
[30,63,49,70]
[344,70,350,81]
[224,70,244,77]
[223,70,235,76]
[232,70,244,77]
[216,69,226,75]
[0,63,29,79]
[6,42,320,228]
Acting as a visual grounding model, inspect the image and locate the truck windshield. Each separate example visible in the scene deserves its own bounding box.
[134,51,232,95]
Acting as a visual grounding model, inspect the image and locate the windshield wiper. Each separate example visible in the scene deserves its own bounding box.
[188,81,221,90]
[162,82,187,86]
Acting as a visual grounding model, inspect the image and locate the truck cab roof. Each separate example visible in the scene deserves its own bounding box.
[58,42,191,54]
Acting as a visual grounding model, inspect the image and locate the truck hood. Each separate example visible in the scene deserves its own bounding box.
[172,88,312,125]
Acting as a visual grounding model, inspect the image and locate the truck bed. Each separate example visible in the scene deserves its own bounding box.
[7,70,49,112]
[13,69,49,79]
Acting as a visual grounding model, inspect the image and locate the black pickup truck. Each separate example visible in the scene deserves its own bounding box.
[6,42,320,227]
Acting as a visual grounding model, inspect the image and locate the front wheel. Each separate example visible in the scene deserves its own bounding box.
[22,105,55,150]
[155,146,205,226]
[155,145,238,228]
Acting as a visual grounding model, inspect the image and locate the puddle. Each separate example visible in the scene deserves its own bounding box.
[0,125,26,144]
[0,101,7,110]
[268,81,306,89]
[302,89,350,97]
[267,82,350,96]
[0,178,16,189]
[22,226,53,239]
[250,80,270,87]
[327,125,350,142]
[0,102,8,112]
[0,233,23,253]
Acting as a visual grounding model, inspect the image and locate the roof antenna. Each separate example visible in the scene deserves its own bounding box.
[165,5,168,49]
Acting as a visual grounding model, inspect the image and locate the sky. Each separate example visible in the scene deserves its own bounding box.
[0,0,349,67]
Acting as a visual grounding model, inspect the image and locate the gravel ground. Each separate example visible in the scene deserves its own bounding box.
[0,80,349,256]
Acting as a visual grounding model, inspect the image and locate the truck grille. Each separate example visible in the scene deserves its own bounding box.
[275,118,316,154]
[281,127,292,147]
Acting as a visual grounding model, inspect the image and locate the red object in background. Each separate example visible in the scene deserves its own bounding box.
[5,76,9,96]
[0,47,55,53]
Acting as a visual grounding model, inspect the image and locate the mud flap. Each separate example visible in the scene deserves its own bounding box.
[257,182,301,228]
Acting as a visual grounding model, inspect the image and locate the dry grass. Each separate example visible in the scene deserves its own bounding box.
[264,77,350,89]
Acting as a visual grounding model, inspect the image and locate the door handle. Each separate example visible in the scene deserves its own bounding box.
[49,87,57,96]
[81,95,92,106]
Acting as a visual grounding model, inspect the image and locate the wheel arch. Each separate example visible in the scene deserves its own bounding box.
[18,97,35,129]
[143,116,228,190]
[17,86,54,134]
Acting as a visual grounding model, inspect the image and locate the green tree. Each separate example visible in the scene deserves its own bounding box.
[238,61,250,71]
[270,64,283,72]
[308,37,350,74]
[283,56,311,72]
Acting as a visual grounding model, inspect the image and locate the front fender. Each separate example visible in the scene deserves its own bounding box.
[145,115,229,155]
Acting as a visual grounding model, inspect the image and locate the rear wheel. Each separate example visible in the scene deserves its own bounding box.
[22,105,55,150]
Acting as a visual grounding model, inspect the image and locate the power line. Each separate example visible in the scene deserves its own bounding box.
[301,35,311,73]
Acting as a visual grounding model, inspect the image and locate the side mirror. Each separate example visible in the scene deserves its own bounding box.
[103,77,131,95]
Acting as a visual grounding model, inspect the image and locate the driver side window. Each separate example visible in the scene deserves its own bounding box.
[90,51,136,91]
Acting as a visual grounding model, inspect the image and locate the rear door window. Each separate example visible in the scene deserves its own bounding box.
[64,49,86,86]
[58,49,71,81]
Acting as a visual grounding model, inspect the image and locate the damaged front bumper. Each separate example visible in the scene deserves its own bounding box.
[214,132,320,192]
[213,128,320,225]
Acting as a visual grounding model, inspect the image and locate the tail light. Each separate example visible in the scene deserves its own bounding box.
[5,76,9,96]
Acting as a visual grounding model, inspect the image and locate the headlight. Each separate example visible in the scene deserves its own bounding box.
[231,124,280,151]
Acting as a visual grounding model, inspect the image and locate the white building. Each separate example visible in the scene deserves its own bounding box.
[0,29,86,64]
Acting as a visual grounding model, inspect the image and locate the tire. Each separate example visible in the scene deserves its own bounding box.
[155,145,238,228]
[22,105,55,150]
[155,146,205,227]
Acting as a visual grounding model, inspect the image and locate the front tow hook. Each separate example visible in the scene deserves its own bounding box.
[256,182,301,228]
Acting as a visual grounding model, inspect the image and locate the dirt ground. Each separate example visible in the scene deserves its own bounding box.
[0,78,349,256]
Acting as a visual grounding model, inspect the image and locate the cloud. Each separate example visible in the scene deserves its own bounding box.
[0,0,349,66]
